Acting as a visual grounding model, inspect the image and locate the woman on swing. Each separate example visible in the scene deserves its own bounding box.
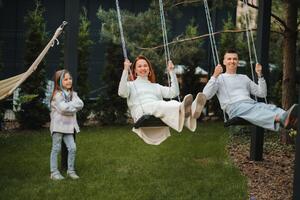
[118,55,206,145]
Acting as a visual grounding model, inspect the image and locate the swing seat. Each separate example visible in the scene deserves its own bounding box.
[133,115,167,129]
[224,117,251,127]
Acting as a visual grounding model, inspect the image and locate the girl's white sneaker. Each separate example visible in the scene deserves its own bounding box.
[50,172,65,180]
[67,171,80,179]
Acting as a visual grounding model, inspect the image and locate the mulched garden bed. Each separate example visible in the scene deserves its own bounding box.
[228,129,295,200]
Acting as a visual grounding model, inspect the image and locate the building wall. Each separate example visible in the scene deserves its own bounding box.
[236,0,258,29]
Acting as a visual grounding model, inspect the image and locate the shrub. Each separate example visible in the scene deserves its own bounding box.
[76,7,94,126]
[15,1,49,129]
[95,43,128,125]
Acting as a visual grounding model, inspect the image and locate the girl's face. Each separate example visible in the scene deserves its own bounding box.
[135,59,150,78]
[61,73,72,90]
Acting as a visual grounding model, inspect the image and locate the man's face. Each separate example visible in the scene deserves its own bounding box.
[223,53,239,72]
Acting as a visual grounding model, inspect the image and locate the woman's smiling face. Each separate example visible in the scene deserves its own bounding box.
[135,59,150,78]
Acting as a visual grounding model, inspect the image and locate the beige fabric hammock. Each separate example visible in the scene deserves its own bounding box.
[0,21,67,101]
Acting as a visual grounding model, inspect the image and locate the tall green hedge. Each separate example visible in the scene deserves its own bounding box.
[76,8,94,126]
[16,1,49,129]
[95,43,128,125]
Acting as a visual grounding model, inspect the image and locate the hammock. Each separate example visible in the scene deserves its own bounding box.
[0,21,67,101]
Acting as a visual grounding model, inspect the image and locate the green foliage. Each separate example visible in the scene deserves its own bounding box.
[178,19,204,96]
[97,4,165,81]
[77,7,94,126]
[95,43,128,125]
[15,1,49,129]
[15,94,39,105]
[163,0,236,9]
[289,129,297,138]
[220,15,247,61]
[268,1,285,106]
[97,1,208,123]
[271,79,282,106]
[97,1,205,82]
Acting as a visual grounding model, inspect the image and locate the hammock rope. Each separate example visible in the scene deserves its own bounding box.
[0,21,67,101]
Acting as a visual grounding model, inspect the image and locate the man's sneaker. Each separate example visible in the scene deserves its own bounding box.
[191,93,207,119]
[182,94,193,118]
[280,104,298,130]
[67,171,80,179]
[50,172,65,180]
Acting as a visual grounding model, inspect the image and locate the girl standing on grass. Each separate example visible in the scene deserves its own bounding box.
[49,69,84,180]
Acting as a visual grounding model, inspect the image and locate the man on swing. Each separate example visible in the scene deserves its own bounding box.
[202,49,298,131]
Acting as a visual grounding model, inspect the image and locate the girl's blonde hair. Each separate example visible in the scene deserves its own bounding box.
[130,55,156,83]
[50,69,73,102]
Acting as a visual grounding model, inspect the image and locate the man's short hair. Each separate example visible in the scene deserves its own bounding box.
[224,49,238,54]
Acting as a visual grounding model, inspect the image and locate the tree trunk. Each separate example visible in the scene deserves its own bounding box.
[281,0,298,144]
[282,0,298,109]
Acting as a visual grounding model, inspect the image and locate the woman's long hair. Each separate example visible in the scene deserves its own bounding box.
[50,69,73,102]
[130,55,156,83]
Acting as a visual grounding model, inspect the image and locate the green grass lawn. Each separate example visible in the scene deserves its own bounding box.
[0,122,248,200]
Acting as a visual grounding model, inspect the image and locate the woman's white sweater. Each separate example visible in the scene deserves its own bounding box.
[118,69,179,119]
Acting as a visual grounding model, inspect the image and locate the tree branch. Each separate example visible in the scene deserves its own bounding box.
[170,0,202,8]
[170,0,289,31]
[239,0,288,30]
[138,29,252,50]
[137,28,284,50]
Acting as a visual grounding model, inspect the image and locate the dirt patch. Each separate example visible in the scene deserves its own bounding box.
[228,133,295,200]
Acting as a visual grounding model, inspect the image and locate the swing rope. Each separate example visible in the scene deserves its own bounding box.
[115,0,177,126]
[243,0,258,63]
[242,0,268,103]
[203,0,219,66]
[203,0,231,122]
[159,0,179,101]
[159,0,171,66]
[115,0,128,60]
[115,0,146,116]
[243,0,257,101]
[203,0,267,125]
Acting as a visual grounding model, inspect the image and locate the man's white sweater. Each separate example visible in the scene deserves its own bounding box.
[203,73,267,110]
